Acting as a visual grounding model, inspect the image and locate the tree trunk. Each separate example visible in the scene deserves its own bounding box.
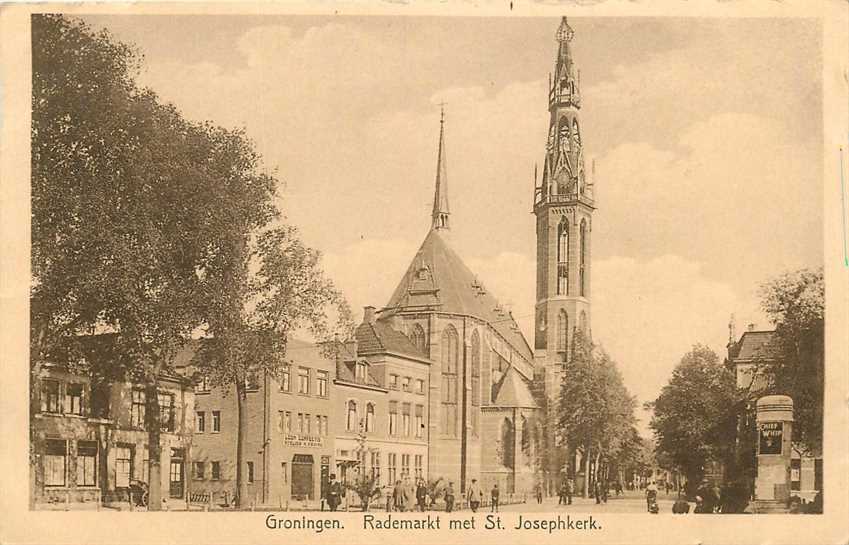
[235,379,249,508]
[145,379,163,511]
[583,444,591,498]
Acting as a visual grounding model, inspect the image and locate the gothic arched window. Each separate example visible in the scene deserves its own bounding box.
[572,119,581,148]
[557,310,568,353]
[440,325,459,437]
[365,403,375,432]
[558,116,571,151]
[410,323,427,355]
[347,400,358,432]
[520,415,531,456]
[470,330,481,437]
[557,217,569,295]
[501,418,515,468]
[580,219,587,296]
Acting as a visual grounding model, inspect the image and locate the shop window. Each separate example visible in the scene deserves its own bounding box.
[76,441,97,487]
[115,445,133,489]
[44,439,66,487]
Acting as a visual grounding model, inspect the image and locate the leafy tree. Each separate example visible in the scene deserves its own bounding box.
[31,15,276,509]
[339,425,381,511]
[558,329,640,497]
[647,345,740,497]
[194,225,351,507]
[757,268,824,455]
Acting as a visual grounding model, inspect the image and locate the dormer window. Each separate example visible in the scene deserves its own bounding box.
[355,361,368,382]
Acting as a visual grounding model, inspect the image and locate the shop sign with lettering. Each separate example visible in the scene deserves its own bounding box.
[758,422,783,455]
[283,434,323,448]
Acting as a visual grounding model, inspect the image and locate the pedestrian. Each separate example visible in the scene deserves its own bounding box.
[490,484,500,513]
[665,481,672,495]
[646,481,658,513]
[393,480,405,512]
[615,480,623,496]
[444,482,456,513]
[467,479,483,513]
[327,474,342,512]
[384,484,393,512]
[404,476,416,512]
[535,483,543,504]
[566,478,573,505]
[594,479,602,504]
[416,479,428,512]
[557,481,566,505]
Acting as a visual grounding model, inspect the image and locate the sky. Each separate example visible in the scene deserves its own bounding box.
[80,14,823,433]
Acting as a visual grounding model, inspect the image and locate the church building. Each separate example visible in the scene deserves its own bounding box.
[355,16,597,498]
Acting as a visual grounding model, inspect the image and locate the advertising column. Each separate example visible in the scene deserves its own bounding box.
[754,395,793,509]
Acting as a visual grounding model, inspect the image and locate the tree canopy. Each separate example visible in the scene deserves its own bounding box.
[647,344,739,494]
[757,267,824,454]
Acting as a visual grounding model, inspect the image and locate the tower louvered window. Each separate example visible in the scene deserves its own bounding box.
[557,218,569,295]
[557,310,568,353]
[580,219,587,296]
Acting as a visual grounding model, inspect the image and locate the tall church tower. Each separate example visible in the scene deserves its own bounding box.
[534,17,594,363]
[533,18,596,491]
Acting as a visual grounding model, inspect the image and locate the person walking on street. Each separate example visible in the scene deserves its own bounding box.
[327,474,342,512]
[384,484,393,512]
[403,476,416,512]
[444,482,456,513]
[646,481,658,513]
[467,479,483,513]
[416,479,428,512]
[566,478,574,505]
[535,483,543,504]
[393,480,405,512]
[490,484,500,513]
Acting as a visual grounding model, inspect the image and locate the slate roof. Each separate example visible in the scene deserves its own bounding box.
[354,320,428,361]
[492,366,538,408]
[382,228,533,363]
[730,331,781,361]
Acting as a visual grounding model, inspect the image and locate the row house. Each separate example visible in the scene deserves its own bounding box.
[191,338,335,506]
[31,358,194,508]
[333,307,431,495]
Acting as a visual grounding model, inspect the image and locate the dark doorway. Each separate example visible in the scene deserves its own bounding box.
[292,454,314,500]
[169,448,184,498]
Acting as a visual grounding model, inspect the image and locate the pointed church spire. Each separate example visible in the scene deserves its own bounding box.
[431,105,450,231]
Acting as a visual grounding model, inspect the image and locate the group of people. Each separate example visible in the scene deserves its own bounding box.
[384,476,432,512]
[380,477,501,513]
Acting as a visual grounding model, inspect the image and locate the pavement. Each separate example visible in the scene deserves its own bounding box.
[496,490,678,514]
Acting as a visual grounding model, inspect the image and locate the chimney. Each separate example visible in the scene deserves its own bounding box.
[747,323,756,332]
[363,306,376,325]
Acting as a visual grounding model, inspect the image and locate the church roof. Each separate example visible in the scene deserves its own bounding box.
[382,228,533,363]
[492,366,538,408]
[355,320,428,361]
[730,330,781,361]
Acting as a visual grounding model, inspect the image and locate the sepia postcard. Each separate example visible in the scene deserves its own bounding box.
[1,1,848,544]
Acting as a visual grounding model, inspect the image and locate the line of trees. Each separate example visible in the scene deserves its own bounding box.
[647,268,824,503]
[31,14,349,510]
[556,329,643,497]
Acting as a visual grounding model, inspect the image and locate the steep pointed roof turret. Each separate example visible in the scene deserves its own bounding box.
[431,106,450,231]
